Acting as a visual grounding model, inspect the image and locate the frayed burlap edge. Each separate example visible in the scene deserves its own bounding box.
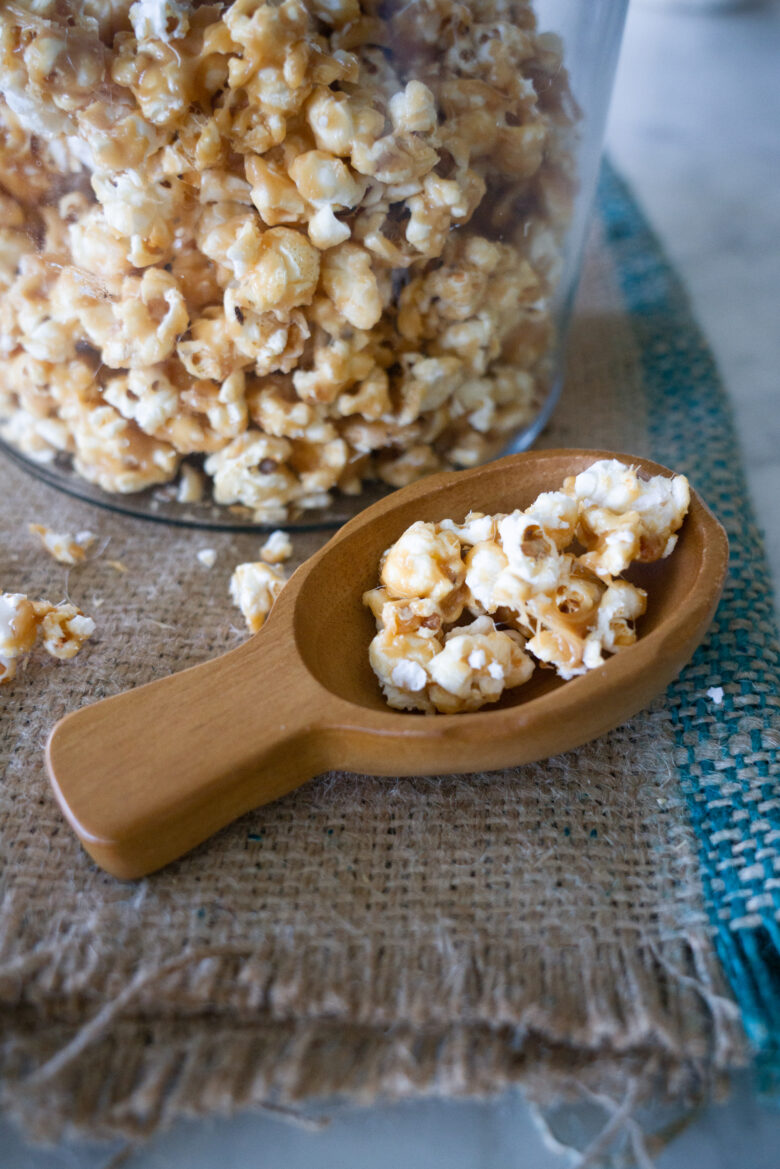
[1,924,746,1146]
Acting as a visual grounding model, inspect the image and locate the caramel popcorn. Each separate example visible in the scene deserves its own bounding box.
[259,529,293,564]
[0,591,95,684]
[176,462,205,503]
[565,459,691,578]
[427,617,534,714]
[363,460,690,712]
[28,524,96,566]
[0,0,577,520]
[230,560,286,632]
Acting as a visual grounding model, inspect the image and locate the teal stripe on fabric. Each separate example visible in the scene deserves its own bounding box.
[598,162,780,1069]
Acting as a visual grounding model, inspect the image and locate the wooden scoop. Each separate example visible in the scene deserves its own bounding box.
[46,449,728,879]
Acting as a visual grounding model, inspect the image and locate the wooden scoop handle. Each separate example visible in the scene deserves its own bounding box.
[46,624,325,879]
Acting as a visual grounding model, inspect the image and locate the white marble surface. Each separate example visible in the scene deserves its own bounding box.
[609,0,780,617]
[5,3,780,1165]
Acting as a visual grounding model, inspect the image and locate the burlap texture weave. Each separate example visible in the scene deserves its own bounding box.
[0,188,754,1147]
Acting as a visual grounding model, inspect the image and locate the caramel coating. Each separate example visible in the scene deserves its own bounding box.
[1,592,95,684]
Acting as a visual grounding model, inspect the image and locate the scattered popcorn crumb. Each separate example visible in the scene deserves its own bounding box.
[106,560,129,573]
[197,548,217,568]
[1,591,95,684]
[260,530,293,565]
[230,562,286,634]
[363,459,690,713]
[28,524,96,566]
[707,686,724,705]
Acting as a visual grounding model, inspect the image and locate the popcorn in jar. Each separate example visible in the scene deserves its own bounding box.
[0,1,628,526]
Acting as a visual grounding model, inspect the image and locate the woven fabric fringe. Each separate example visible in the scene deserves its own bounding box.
[598,163,780,1067]
[0,165,760,1146]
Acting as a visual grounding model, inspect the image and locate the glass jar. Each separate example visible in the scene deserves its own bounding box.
[0,0,628,530]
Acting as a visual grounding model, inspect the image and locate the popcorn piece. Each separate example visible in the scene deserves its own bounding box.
[289,150,365,249]
[260,530,293,565]
[205,431,298,518]
[525,572,647,681]
[73,268,189,369]
[230,561,286,633]
[380,521,466,622]
[567,459,691,578]
[230,227,320,316]
[67,403,180,494]
[320,244,382,330]
[388,82,437,135]
[130,0,190,43]
[427,617,534,714]
[0,591,95,683]
[363,588,445,638]
[0,593,37,682]
[368,628,441,713]
[247,155,306,227]
[38,603,97,661]
[571,507,640,581]
[442,512,498,547]
[523,557,609,679]
[497,511,563,592]
[526,491,579,551]
[581,580,647,670]
[28,524,96,566]
[176,463,205,504]
[197,548,217,568]
[364,459,689,711]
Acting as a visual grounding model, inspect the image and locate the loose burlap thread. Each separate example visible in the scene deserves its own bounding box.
[0,188,753,1148]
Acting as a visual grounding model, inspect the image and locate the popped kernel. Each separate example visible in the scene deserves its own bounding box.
[380,520,466,621]
[38,604,97,660]
[130,0,191,43]
[230,561,286,633]
[0,591,95,684]
[176,462,206,503]
[28,524,96,566]
[368,627,441,714]
[427,617,534,714]
[260,529,293,564]
[566,459,691,578]
[0,593,37,684]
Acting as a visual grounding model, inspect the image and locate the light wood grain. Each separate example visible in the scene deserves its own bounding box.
[46,449,729,878]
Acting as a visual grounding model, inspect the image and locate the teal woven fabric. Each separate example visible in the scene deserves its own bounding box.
[600,162,780,1067]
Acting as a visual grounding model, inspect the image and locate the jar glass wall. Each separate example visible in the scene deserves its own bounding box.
[0,0,628,530]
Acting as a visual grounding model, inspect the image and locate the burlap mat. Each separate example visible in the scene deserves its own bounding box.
[2,167,770,1152]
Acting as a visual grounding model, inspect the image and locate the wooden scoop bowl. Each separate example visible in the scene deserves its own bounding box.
[46,449,728,879]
